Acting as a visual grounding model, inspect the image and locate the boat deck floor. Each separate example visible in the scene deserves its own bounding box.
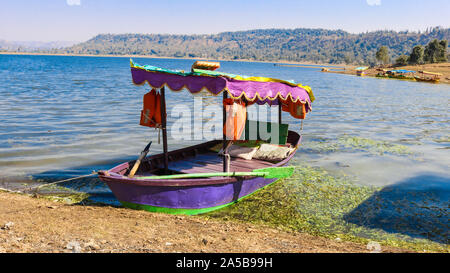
[140,151,274,176]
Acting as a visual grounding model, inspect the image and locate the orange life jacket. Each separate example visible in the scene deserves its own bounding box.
[290,101,306,119]
[223,98,247,140]
[280,98,306,120]
[140,89,162,127]
[281,99,290,112]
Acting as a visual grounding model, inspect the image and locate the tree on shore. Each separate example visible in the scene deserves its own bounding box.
[395,55,409,66]
[408,45,424,65]
[424,39,448,63]
[376,46,390,65]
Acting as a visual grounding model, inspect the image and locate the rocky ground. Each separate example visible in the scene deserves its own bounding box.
[0,191,413,253]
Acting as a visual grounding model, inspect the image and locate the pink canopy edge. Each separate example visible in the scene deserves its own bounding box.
[130,64,313,111]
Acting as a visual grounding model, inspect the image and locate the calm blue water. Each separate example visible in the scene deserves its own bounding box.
[0,54,448,243]
[1,55,448,183]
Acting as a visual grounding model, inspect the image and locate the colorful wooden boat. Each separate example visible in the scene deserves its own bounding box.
[376,69,416,81]
[355,67,368,76]
[414,77,440,83]
[414,71,441,83]
[98,60,314,215]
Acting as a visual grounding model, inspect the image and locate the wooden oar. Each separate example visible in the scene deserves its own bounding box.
[128,141,152,178]
[135,166,294,180]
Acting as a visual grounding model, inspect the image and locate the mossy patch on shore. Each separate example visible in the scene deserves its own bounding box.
[28,183,90,204]
[205,162,449,253]
[0,175,91,205]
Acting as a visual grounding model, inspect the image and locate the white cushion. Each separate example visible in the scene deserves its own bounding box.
[225,145,259,160]
[252,144,295,162]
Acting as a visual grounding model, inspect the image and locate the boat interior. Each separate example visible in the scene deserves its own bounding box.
[120,130,301,177]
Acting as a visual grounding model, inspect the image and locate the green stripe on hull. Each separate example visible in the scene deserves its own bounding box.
[119,178,281,215]
[120,200,237,215]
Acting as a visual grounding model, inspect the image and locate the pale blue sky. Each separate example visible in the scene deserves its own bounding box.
[0,0,449,42]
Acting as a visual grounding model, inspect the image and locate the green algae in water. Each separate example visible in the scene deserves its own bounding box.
[301,135,416,157]
[205,163,449,253]
[300,137,340,153]
[337,135,414,156]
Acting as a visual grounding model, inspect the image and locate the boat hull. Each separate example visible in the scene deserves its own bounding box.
[99,131,301,215]
[414,77,440,83]
[105,176,278,215]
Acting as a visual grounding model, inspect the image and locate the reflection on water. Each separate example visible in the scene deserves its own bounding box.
[0,54,449,247]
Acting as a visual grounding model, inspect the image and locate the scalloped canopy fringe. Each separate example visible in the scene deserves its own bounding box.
[130,59,314,111]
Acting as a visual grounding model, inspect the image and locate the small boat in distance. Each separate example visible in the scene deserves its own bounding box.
[355,67,369,76]
[414,71,442,83]
[376,69,416,81]
[98,60,314,215]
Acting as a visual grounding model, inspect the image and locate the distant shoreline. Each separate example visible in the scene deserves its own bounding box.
[2,51,448,84]
[0,51,346,68]
[324,63,450,84]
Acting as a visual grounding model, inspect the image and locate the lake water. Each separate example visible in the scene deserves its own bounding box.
[0,54,449,244]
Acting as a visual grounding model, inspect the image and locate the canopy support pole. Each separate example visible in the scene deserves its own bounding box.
[160,87,169,173]
[222,92,229,173]
[278,100,282,124]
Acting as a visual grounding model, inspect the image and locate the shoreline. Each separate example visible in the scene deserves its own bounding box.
[4,51,448,84]
[324,63,450,84]
[0,190,411,253]
[0,51,344,67]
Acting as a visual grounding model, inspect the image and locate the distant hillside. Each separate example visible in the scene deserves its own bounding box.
[0,40,78,52]
[42,27,450,64]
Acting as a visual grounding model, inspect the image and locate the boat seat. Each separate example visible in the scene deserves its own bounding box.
[164,151,273,174]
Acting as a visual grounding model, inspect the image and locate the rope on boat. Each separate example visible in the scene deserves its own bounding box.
[22,171,97,192]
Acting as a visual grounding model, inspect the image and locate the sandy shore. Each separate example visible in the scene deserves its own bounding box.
[324,63,450,84]
[0,191,412,253]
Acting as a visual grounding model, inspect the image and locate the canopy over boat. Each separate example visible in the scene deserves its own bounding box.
[355,66,369,71]
[130,59,314,111]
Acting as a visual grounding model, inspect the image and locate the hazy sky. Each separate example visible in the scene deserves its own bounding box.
[0,0,449,42]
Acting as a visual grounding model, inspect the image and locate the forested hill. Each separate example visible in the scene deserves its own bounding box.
[53,27,450,64]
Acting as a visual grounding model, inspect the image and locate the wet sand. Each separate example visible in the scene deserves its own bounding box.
[0,191,411,253]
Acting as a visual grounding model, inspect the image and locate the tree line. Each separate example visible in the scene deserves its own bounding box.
[377,39,449,66]
[34,27,450,65]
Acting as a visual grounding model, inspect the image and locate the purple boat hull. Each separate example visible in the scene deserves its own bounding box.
[105,176,276,210]
[99,131,301,215]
